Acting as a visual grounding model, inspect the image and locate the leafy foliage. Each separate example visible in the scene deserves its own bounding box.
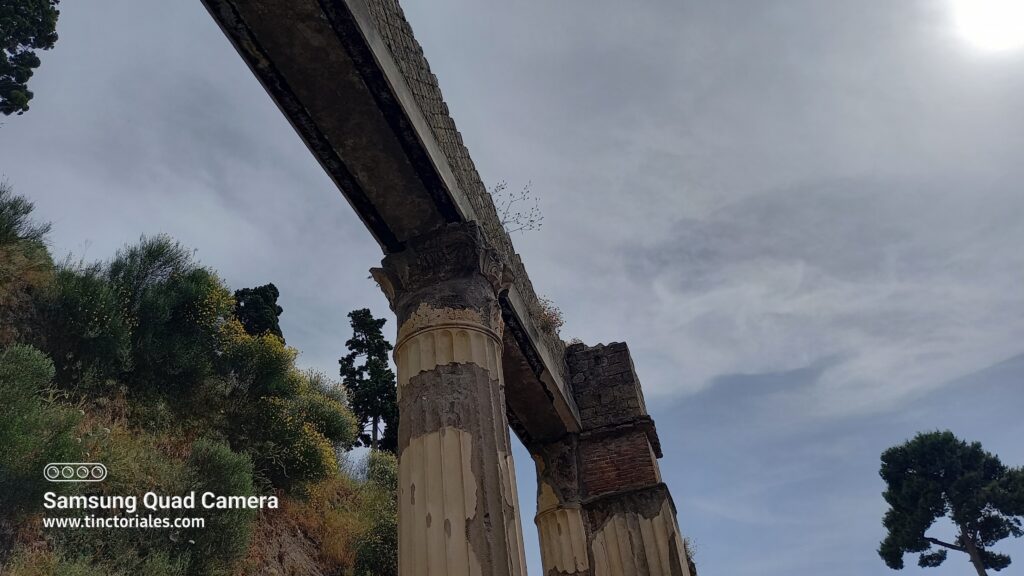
[109,237,234,397]
[233,283,284,341]
[339,308,398,452]
[0,180,50,243]
[0,0,60,115]
[32,264,130,392]
[219,317,297,398]
[3,547,187,576]
[879,431,1024,573]
[0,182,53,346]
[57,425,190,573]
[219,320,356,489]
[0,186,386,576]
[182,439,256,576]
[0,344,80,525]
[354,451,398,576]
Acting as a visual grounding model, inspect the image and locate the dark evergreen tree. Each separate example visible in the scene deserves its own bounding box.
[339,308,397,452]
[879,431,1024,575]
[1,0,60,115]
[233,283,284,341]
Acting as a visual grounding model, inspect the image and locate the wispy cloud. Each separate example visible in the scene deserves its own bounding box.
[615,178,1024,415]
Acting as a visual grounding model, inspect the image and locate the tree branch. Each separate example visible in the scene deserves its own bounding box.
[926,537,966,553]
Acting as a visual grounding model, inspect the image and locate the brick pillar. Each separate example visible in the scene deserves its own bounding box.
[372,222,527,576]
[558,342,691,576]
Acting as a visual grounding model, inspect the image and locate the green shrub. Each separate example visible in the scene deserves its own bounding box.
[354,451,398,576]
[221,356,357,491]
[126,267,233,398]
[219,319,297,398]
[365,450,398,493]
[304,368,348,406]
[2,548,93,576]
[2,547,188,576]
[239,397,339,490]
[182,439,256,576]
[31,265,130,392]
[135,551,190,576]
[0,345,80,522]
[0,184,54,347]
[289,388,358,446]
[56,426,187,571]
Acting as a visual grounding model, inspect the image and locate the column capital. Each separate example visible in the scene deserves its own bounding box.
[371,221,513,314]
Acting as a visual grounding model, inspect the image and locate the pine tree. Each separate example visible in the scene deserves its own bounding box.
[339,309,398,452]
[1,0,61,115]
[879,431,1024,575]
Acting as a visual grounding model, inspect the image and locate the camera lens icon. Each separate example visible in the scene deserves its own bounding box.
[45,463,106,482]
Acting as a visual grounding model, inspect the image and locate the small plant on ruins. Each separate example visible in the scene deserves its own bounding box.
[684,538,698,575]
[536,296,564,335]
[492,180,543,235]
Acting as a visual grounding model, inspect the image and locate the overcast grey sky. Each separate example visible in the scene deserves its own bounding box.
[2,1,1024,574]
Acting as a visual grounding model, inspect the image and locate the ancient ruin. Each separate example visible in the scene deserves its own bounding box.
[200,0,692,573]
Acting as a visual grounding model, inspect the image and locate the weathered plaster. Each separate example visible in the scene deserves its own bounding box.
[590,498,689,576]
[531,438,591,575]
[378,223,527,576]
[394,305,503,396]
[399,427,483,576]
[399,363,525,576]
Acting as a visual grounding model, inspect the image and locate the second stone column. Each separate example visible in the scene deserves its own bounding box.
[372,222,528,576]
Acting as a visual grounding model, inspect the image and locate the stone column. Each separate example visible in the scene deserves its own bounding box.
[372,222,528,576]
[568,342,692,576]
[532,436,591,576]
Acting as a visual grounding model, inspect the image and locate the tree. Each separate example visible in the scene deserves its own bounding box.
[339,309,397,452]
[0,182,53,346]
[879,431,1024,575]
[233,283,284,341]
[1,0,60,115]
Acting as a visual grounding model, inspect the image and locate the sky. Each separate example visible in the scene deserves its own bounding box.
[2,0,1024,574]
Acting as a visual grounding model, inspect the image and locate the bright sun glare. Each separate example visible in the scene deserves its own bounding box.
[950,0,1024,52]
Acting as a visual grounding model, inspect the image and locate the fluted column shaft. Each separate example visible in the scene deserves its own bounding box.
[373,222,527,576]
[532,437,591,575]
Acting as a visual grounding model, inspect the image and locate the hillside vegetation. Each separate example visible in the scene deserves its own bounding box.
[0,183,397,575]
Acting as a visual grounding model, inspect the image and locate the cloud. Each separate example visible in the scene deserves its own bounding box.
[616,177,1024,416]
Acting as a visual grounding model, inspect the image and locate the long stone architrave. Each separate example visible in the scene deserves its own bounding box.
[200,0,693,574]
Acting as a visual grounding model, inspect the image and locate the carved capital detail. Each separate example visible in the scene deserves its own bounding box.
[371,222,513,313]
